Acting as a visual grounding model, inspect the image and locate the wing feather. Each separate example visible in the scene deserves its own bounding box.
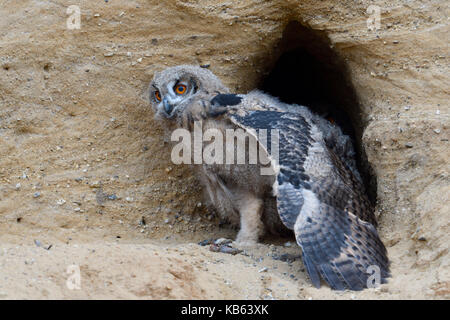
[211,94,390,290]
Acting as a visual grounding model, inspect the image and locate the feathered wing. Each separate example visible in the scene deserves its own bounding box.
[295,197,390,290]
[217,96,390,290]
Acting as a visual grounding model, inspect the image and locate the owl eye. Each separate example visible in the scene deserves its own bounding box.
[175,84,187,95]
[154,90,161,102]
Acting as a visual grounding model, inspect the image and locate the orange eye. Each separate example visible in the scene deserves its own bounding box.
[154,90,161,102]
[175,84,187,95]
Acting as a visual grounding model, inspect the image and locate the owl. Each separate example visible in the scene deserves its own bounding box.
[148,65,390,291]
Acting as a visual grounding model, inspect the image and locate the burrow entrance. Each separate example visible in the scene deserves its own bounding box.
[259,21,376,203]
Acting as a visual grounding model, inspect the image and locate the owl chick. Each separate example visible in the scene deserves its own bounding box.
[148,65,390,291]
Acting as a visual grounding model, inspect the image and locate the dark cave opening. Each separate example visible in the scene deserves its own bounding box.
[259,21,377,203]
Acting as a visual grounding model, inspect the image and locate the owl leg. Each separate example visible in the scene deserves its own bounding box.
[234,194,264,246]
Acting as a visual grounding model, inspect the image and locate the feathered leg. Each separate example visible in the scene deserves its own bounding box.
[234,193,265,246]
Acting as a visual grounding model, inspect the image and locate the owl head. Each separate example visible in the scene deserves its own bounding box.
[149,65,229,119]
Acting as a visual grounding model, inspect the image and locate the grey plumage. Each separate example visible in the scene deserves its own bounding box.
[148,65,390,291]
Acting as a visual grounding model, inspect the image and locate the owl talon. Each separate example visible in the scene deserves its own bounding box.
[234,240,258,248]
[235,232,259,247]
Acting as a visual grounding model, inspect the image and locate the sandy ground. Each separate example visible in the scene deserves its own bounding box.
[0,220,447,299]
[0,0,448,299]
[0,238,434,300]
[1,232,446,300]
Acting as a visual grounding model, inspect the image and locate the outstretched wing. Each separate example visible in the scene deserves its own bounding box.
[214,95,390,290]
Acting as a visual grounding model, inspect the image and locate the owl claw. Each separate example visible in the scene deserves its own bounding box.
[235,232,259,247]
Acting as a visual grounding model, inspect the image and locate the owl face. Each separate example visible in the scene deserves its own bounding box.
[149,65,228,119]
[150,75,198,119]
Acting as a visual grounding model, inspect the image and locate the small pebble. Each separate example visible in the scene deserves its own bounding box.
[108,194,118,200]
[25,258,35,265]
[272,253,300,263]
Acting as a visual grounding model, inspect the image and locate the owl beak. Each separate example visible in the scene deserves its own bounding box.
[163,96,174,115]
